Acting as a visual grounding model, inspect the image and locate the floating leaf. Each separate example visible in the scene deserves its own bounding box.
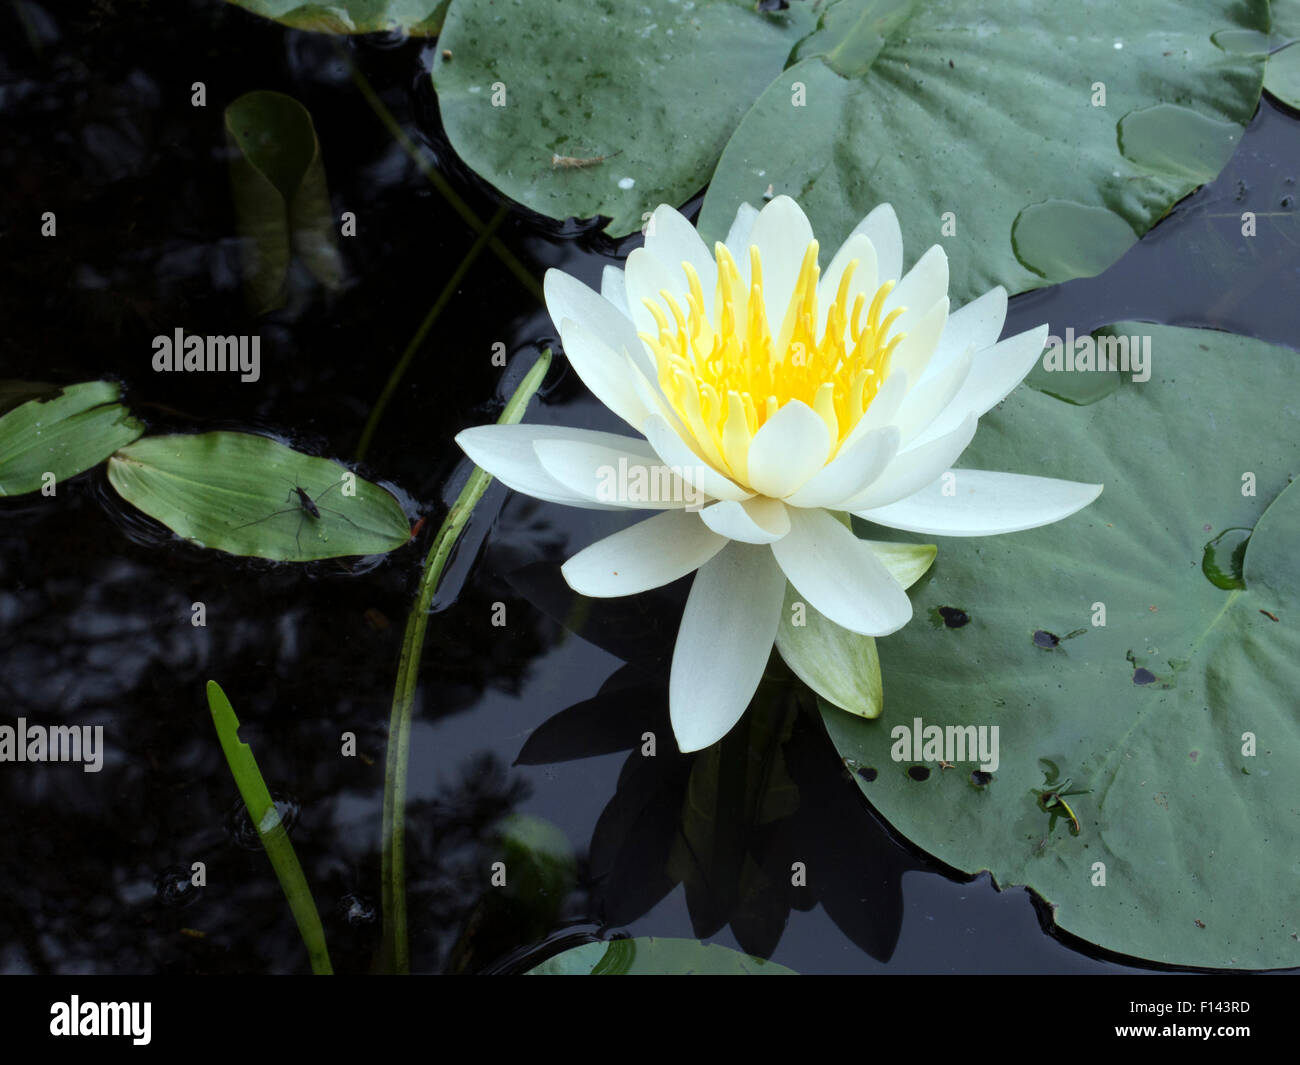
[106,432,410,561]
[226,91,342,313]
[700,0,1264,302]
[433,0,817,237]
[526,936,796,975]
[0,380,144,497]
[224,0,448,35]
[823,323,1300,968]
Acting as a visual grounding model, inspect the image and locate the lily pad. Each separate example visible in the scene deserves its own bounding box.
[700,0,1266,303]
[433,0,817,237]
[525,936,796,975]
[224,0,447,35]
[822,322,1300,969]
[106,432,411,561]
[226,91,342,313]
[0,380,144,497]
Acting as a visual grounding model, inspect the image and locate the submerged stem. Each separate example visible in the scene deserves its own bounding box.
[356,204,508,461]
[380,349,551,974]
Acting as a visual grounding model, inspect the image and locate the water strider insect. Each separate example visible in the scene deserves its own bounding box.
[232,477,361,556]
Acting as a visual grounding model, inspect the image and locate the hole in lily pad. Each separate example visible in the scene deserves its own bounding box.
[1201,526,1251,590]
[1133,667,1158,685]
[906,765,930,782]
[857,766,878,783]
[1033,629,1060,648]
[934,605,971,628]
[971,770,993,787]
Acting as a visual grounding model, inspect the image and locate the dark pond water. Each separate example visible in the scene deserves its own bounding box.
[1,1,1297,974]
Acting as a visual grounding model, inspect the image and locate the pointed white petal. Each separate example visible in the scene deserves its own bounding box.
[669,543,786,752]
[885,244,949,339]
[562,510,727,597]
[644,204,717,315]
[534,436,694,509]
[854,203,903,282]
[856,469,1104,536]
[771,508,913,636]
[785,425,899,509]
[699,497,791,544]
[913,324,1049,446]
[747,195,815,332]
[456,425,632,510]
[724,201,760,259]
[840,412,978,511]
[558,317,648,432]
[926,285,1007,377]
[623,246,686,345]
[888,296,949,385]
[600,265,630,317]
[892,345,974,444]
[642,413,752,502]
[746,399,831,498]
[544,269,648,376]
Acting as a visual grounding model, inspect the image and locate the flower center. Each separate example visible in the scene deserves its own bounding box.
[638,239,905,487]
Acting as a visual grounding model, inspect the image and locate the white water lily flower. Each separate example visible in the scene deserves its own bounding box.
[457,196,1101,752]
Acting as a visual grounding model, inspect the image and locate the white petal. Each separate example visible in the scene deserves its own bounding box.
[562,510,727,597]
[558,316,648,432]
[840,413,978,511]
[623,246,686,345]
[840,370,909,451]
[642,413,753,502]
[817,233,878,337]
[913,324,1048,445]
[885,244,949,338]
[853,203,902,282]
[771,508,913,636]
[534,436,696,509]
[892,345,974,444]
[643,204,717,315]
[544,269,647,377]
[456,425,631,511]
[856,469,1104,536]
[785,425,899,509]
[699,497,791,544]
[669,542,786,751]
[887,296,948,385]
[724,202,760,260]
[926,285,1007,378]
[746,399,831,498]
[601,265,630,317]
[747,195,815,333]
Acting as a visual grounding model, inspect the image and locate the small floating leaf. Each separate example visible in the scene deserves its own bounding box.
[106,431,410,561]
[226,91,342,313]
[1202,526,1251,590]
[0,380,144,497]
[224,0,448,35]
[526,937,796,975]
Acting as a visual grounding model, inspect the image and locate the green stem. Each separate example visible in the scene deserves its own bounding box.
[380,349,552,974]
[344,54,543,303]
[356,205,509,461]
[206,680,333,975]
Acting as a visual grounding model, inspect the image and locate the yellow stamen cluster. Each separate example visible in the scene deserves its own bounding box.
[638,240,905,487]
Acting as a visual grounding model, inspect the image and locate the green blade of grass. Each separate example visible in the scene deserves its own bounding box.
[206,679,333,975]
[381,349,551,974]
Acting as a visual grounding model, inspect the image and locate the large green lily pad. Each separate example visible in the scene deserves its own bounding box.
[107,432,411,561]
[700,0,1266,303]
[822,323,1300,969]
[224,0,447,35]
[0,380,144,497]
[526,936,796,974]
[433,0,817,237]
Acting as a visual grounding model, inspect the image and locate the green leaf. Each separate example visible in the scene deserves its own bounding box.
[822,323,1300,969]
[106,432,411,561]
[526,937,796,975]
[223,0,448,35]
[698,0,1265,303]
[0,380,144,497]
[776,540,935,719]
[206,680,332,975]
[432,0,818,237]
[226,91,342,313]
[1217,0,1300,109]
